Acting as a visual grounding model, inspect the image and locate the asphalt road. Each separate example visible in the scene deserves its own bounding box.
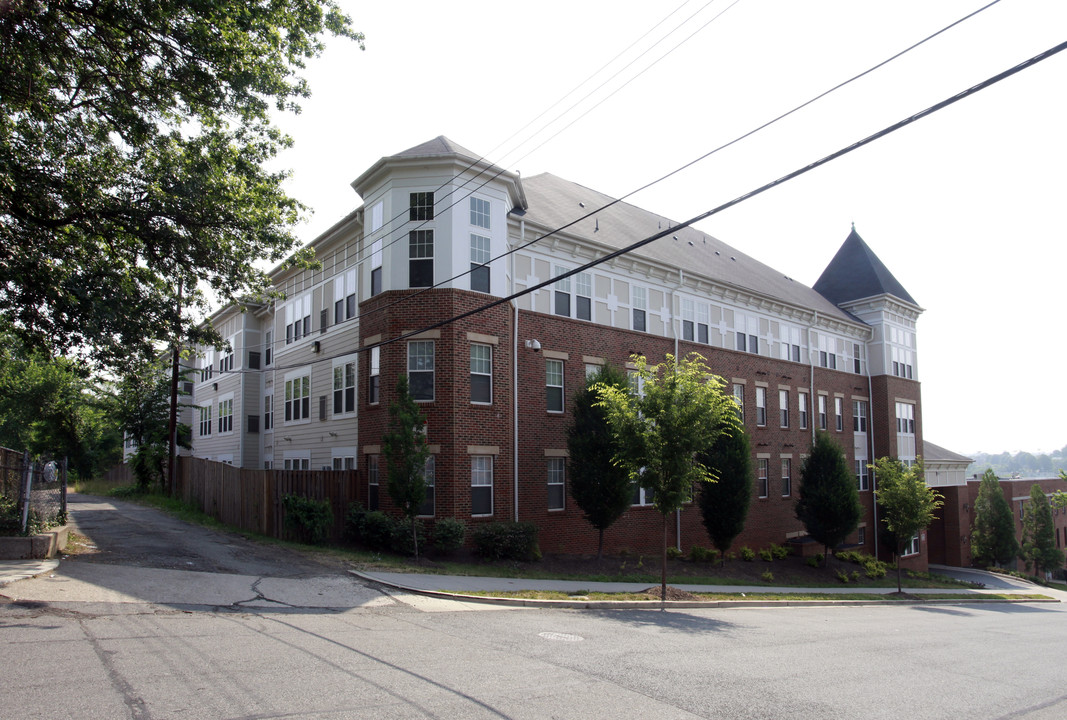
[2,495,1067,719]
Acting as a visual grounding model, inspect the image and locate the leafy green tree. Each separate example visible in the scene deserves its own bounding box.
[382,376,430,561]
[795,433,861,563]
[114,356,191,491]
[873,457,943,593]
[566,364,632,560]
[595,353,740,600]
[970,469,1018,568]
[0,1,361,366]
[698,426,752,564]
[1021,484,1064,577]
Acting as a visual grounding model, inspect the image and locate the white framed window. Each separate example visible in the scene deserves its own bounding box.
[798,391,808,429]
[575,272,592,321]
[283,452,310,470]
[333,356,356,416]
[370,237,383,297]
[331,449,356,471]
[853,342,864,375]
[682,298,695,341]
[856,459,869,491]
[735,313,758,355]
[781,325,802,363]
[334,268,357,325]
[895,402,915,434]
[632,482,655,507]
[632,286,647,332]
[200,350,214,382]
[779,389,789,428]
[418,456,435,517]
[732,383,744,422]
[469,196,490,229]
[471,456,493,516]
[409,230,434,288]
[853,400,868,433]
[367,455,380,511]
[818,395,828,430]
[858,526,867,545]
[408,341,434,401]
[368,346,380,405]
[553,266,571,317]
[470,343,492,404]
[902,533,920,556]
[284,370,311,423]
[409,191,434,221]
[781,458,791,497]
[696,302,710,344]
[199,405,212,436]
[755,387,767,427]
[218,395,233,434]
[835,397,844,432]
[219,339,235,373]
[758,458,769,498]
[264,330,273,366]
[263,394,273,431]
[284,293,312,345]
[470,233,491,293]
[548,458,565,511]
[546,359,564,413]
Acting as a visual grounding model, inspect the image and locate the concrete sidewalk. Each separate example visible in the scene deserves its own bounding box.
[0,558,59,588]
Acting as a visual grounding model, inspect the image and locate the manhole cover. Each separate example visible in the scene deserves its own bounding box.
[538,632,584,642]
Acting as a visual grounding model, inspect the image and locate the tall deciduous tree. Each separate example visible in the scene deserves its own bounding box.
[0,1,362,366]
[382,376,430,561]
[873,457,943,593]
[566,364,632,560]
[595,353,740,600]
[795,433,861,563]
[1021,484,1064,577]
[698,426,752,564]
[970,469,1018,568]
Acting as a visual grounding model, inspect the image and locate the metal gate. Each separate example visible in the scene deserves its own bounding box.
[0,447,67,536]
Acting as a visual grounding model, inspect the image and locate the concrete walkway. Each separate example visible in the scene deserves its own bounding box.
[0,558,60,588]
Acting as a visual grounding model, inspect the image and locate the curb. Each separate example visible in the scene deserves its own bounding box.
[349,570,1060,610]
[0,559,60,588]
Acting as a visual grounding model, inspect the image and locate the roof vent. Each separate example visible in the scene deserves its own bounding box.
[687,241,694,246]
[672,235,678,241]
[731,256,736,261]
[579,202,585,208]
[715,251,720,256]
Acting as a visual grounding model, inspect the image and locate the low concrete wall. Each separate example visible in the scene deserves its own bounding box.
[0,526,69,559]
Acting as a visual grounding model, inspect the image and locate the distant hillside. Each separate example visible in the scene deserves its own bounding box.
[964,445,1067,479]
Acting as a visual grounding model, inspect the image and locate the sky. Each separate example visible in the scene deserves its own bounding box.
[268,0,1066,456]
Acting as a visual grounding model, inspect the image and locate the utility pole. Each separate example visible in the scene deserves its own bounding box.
[166,279,183,496]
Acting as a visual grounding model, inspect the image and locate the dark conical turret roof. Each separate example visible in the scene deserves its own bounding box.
[813,227,917,307]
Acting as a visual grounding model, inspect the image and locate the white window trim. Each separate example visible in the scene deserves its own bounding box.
[332,353,358,418]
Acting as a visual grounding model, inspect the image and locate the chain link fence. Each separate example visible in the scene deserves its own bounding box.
[0,446,67,536]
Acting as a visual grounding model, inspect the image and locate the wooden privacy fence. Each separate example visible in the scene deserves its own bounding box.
[172,456,362,543]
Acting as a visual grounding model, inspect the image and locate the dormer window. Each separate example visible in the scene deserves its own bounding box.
[409,192,434,221]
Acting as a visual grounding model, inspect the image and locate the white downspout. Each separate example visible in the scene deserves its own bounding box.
[866,329,879,557]
[672,271,681,550]
[513,219,523,522]
[807,311,818,447]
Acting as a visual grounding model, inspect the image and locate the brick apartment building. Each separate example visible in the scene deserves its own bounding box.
[188,136,952,565]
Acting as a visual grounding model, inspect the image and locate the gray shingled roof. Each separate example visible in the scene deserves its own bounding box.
[519,172,854,323]
[923,440,974,465]
[391,135,482,163]
[813,227,917,307]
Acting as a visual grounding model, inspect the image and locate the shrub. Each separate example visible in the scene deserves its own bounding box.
[666,546,683,560]
[837,549,889,579]
[761,570,774,582]
[739,546,755,561]
[836,570,851,584]
[344,501,367,543]
[281,494,332,545]
[432,517,466,552]
[391,519,426,556]
[806,555,821,568]
[361,511,397,551]
[770,543,790,560]
[851,570,861,583]
[759,548,774,562]
[471,521,541,561]
[688,546,720,563]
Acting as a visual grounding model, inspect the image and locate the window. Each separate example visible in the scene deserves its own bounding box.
[283,456,310,470]
[632,286,647,332]
[758,459,769,498]
[218,397,233,433]
[264,331,273,366]
[735,313,758,355]
[798,392,808,429]
[853,343,863,374]
[284,294,312,344]
[333,360,356,415]
[470,344,492,404]
[853,400,868,433]
[471,456,493,516]
[835,397,843,432]
[418,456,435,517]
[284,373,310,422]
[408,341,434,401]
[632,482,655,507]
[409,191,434,221]
[575,272,592,321]
[732,383,744,422]
[546,360,564,413]
[779,390,789,428]
[469,196,490,228]
[547,457,565,510]
[371,238,383,297]
[781,458,791,497]
[755,387,767,427]
[818,395,828,430]
[682,298,695,341]
[896,402,915,434]
[856,460,869,491]
[219,343,234,373]
[368,347,380,404]
[553,266,571,317]
[696,303,710,344]
[409,230,434,287]
[248,351,261,370]
[858,526,866,545]
[470,234,491,293]
[334,269,357,325]
[367,455,379,511]
[263,394,273,431]
[200,351,214,382]
[902,533,920,556]
[199,406,212,436]
[332,455,355,471]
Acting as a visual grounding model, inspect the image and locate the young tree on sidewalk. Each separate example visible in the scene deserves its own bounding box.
[873,457,943,593]
[382,376,430,561]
